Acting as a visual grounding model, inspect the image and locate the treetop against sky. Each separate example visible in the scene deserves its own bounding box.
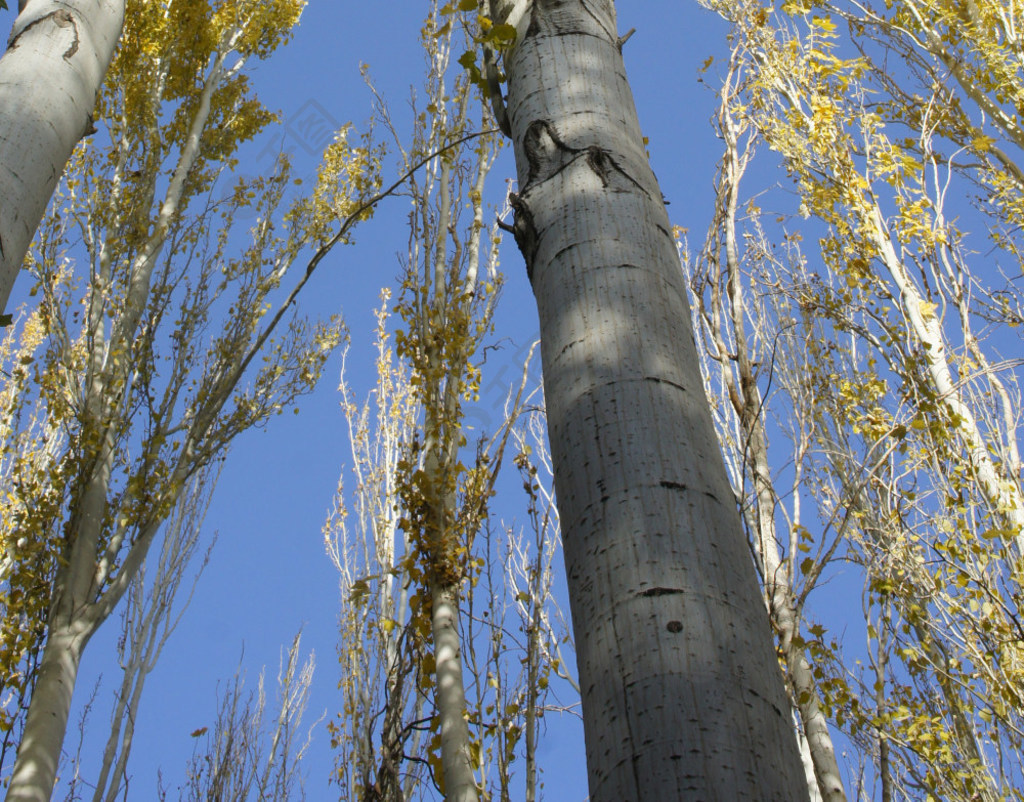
[1,0,1022,799]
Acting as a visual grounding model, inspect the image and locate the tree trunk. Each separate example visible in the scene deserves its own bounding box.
[430,581,478,802]
[6,620,93,802]
[704,79,846,800]
[0,0,124,313]
[498,1,810,798]
[864,205,1024,546]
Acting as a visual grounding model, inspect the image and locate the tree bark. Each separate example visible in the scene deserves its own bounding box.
[498,1,810,798]
[6,620,93,802]
[0,0,124,313]
[430,582,479,802]
[865,205,1024,546]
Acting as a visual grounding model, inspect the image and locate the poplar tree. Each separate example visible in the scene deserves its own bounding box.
[694,0,1024,794]
[480,1,811,798]
[687,51,846,801]
[0,0,387,797]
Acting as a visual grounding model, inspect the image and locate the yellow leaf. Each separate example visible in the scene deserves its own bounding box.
[489,22,518,45]
[972,134,996,153]
[348,578,370,602]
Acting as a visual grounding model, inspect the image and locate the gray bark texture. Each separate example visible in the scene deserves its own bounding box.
[0,0,124,314]
[6,622,91,802]
[499,1,811,798]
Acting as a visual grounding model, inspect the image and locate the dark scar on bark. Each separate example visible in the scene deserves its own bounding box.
[638,587,685,598]
[501,192,539,286]
[56,10,80,60]
[522,120,576,186]
[9,9,79,59]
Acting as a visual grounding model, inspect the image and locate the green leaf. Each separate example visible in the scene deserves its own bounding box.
[458,0,477,10]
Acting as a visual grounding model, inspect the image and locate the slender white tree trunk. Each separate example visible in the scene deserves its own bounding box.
[865,205,1024,545]
[6,620,93,802]
[6,459,112,801]
[0,0,124,313]
[498,1,810,798]
[430,582,478,802]
[712,93,845,802]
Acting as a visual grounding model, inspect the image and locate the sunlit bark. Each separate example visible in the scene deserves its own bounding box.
[0,0,124,312]
[494,1,810,798]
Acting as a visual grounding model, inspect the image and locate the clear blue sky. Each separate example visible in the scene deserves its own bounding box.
[52,2,751,799]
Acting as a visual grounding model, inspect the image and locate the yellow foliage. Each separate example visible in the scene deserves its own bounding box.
[695,0,1024,794]
[0,0,359,759]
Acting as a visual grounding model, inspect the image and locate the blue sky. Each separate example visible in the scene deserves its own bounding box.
[41,1,752,798]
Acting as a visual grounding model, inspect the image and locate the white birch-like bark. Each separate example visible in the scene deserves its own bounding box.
[6,622,91,802]
[91,472,214,802]
[0,0,124,313]
[864,205,1024,545]
[4,11,332,798]
[498,1,810,798]
[754,24,1024,548]
[5,31,227,799]
[430,582,478,802]
[420,149,482,800]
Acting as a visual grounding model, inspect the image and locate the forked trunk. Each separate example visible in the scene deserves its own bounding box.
[499,1,810,798]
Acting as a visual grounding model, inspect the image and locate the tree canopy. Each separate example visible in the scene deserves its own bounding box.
[0,0,1021,799]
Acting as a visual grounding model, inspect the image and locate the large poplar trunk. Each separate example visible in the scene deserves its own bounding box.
[498,1,810,798]
[0,0,124,313]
